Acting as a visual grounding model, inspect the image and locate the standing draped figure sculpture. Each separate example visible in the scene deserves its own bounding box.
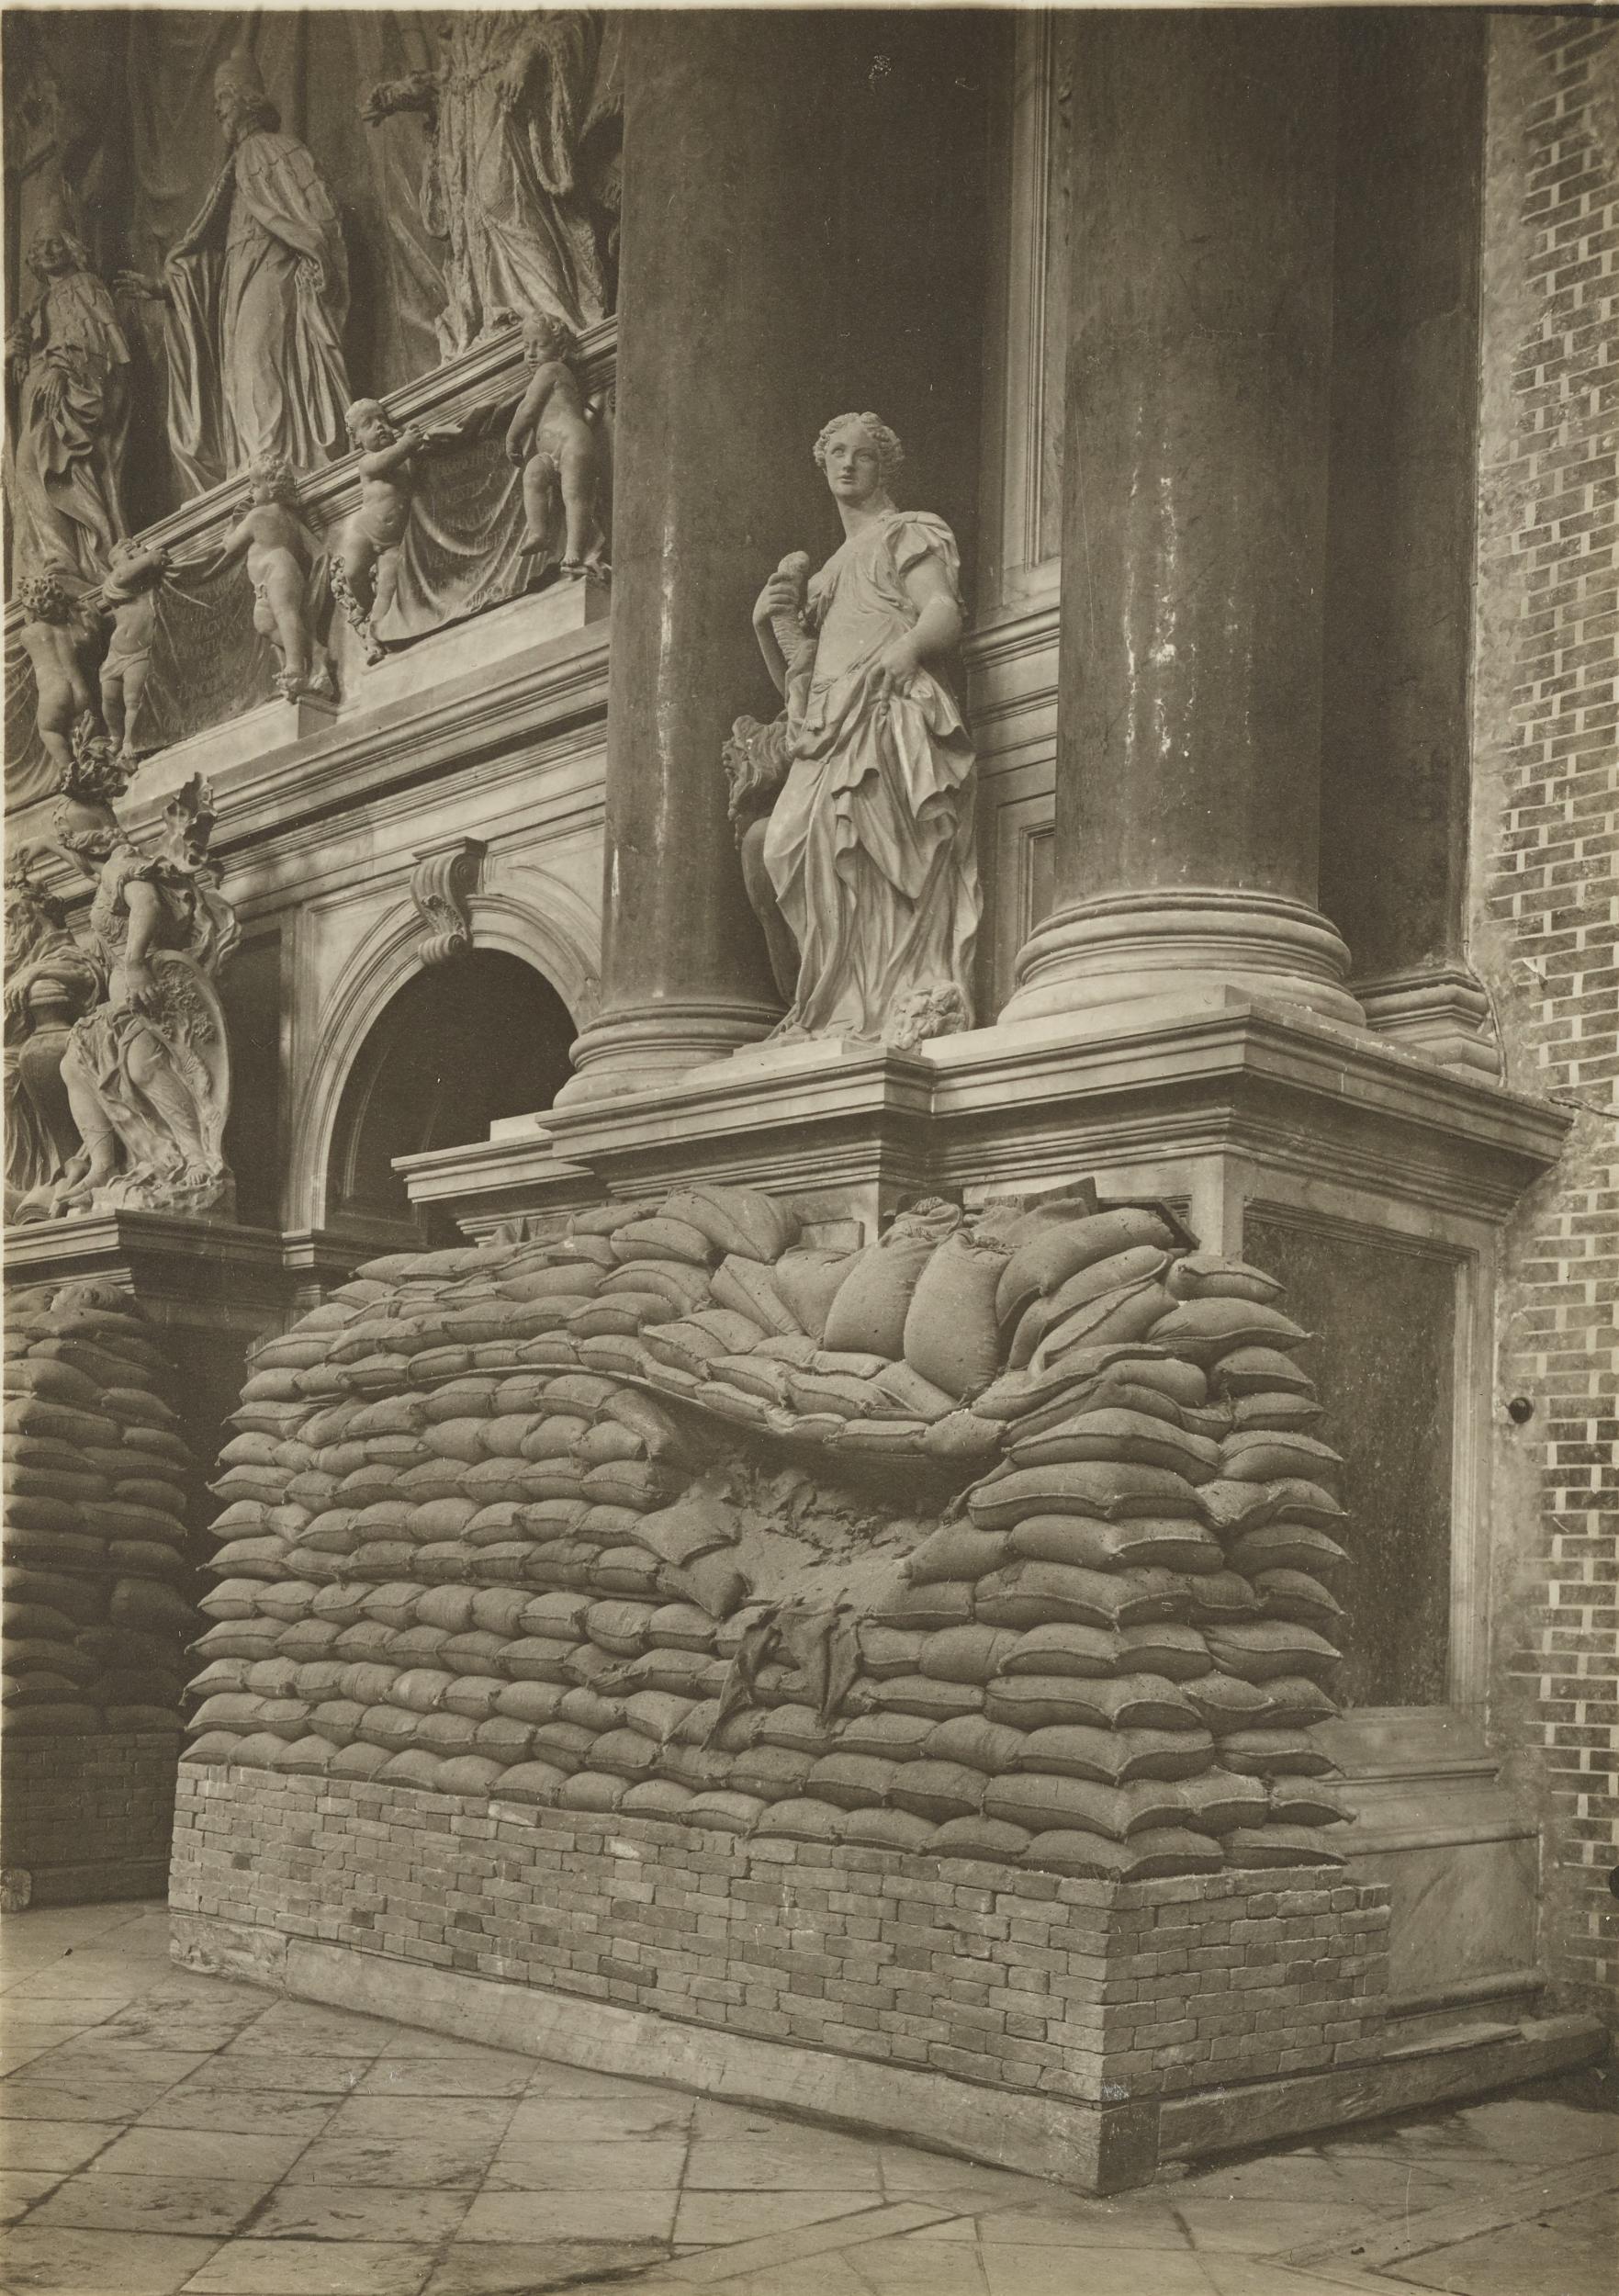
[4,855,106,1221]
[46,726,238,1218]
[118,40,350,498]
[5,208,130,582]
[362,11,622,355]
[747,414,981,1050]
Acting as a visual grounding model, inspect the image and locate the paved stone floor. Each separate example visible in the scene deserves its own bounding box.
[0,1903,1613,2296]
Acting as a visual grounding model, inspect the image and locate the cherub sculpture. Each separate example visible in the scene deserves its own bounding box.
[45,717,238,1218]
[506,316,609,580]
[201,453,333,702]
[4,848,106,1221]
[331,399,460,664]
[15,572,100,776]
[88,536,170,760]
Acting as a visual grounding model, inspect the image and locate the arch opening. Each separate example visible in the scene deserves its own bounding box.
[326,951,574,1248]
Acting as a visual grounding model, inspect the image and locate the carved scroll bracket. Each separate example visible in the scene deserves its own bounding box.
[410,837,488,967]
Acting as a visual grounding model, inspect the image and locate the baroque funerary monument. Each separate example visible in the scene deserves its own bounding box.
[2,7,1614,2189]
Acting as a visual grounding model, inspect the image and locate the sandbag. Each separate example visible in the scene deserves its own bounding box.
[973,1561,1189,1630]
[995,1207,1177,1332]
[918,1625,1021,1684]
[1149,1300,1311,1362]
[902,1230,1012,1401]
[905,1523,1009,1586]
[984,1773,1188,1840]
[930,1814,1031,1861]
[1008,1407,1221,1483]
[888,1758,984,1820]
[1023,1827,1222,1880]
[968,1461,1202,1529]
[821,1201,961,1359]
[1007,1514,1220,1576]
[773,1250,857,1342]
[1017,1723,1214,1784]
[985,1672,1200,1733]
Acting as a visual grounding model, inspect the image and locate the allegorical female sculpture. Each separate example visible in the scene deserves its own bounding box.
[3,855,105,1221]
[118,40,350,496]
[5,208,130,582]
[748,413,981,1048]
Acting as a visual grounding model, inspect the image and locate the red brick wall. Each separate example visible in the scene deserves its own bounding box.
[172,1765,1391,2105]
[1474,14,1618,2019]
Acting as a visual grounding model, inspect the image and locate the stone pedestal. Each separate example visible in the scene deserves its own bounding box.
[1004,15,1359,1029]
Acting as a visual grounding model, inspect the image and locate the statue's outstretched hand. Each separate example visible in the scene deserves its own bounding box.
[114,270,167,304]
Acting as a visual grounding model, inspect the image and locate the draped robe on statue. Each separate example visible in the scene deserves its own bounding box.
[163,127,351,495]
[422,12,619,349]
[763,512,981,1042]
[7,269,130,581]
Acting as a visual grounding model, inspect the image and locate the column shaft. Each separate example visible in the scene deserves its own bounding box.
[1006,15,1361,1027]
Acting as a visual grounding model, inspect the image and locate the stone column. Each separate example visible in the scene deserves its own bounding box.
[1004,15,1363,1029]
[556,15,834,1105]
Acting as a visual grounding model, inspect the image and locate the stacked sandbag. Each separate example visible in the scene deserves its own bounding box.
[184,1187,1353,1879]
[5,1280,199,1742]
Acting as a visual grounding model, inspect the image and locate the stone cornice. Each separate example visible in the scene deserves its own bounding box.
[401,994,1572,1232]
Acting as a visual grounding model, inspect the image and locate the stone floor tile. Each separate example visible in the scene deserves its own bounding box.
[377,2032,532,2061]
[876,2145,1040,2200]
[838,2231,992,2293]
[482,2137,689,2191]
[676,2257,872,2296]
[682,2136,885,2191]
[0,2037,84,2074]
[88,2126,312,2184]
[320,2095,518,2143]
[0,2078,180,2122]
[1390,2217,1615,2296]
[458,2188,680,2244]
[973,2193,1192,2247]
[233,2005,410,2056]
[978,2245,1217,2296]
[249,2182,475,2244]
[420,2241,672,2296]
[1197,2259,1399,2296]
[17,2043,214,2088]
[688,2099,791,2137]
[1450,2097,1619,2167]
[135,2093,342,2141]
[0,2167,63,2223]
[0,2223,221,2294]
[0,1999,129,2030]
[0,2120,121,2175]
[519,2059,658,2099]
[178,2237,437,2295]
[671,2190,887,2246]
[283,2132,502,2189]
[26,2173,275,2237]
[354,2055,533,2099]
[499,2094,697,2144]
[1175,2198,1385,2255]
[180,2053,371,2094]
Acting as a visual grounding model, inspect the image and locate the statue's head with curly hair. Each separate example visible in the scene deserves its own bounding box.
[813,412,904,501]
[344,398,395,450]
[17,572,72,623]
[522,314,576,365]
[246,453,297,505]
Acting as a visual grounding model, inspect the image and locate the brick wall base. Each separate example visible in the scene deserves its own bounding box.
[170,1761,1396,2184]
[3,1729,181,1906]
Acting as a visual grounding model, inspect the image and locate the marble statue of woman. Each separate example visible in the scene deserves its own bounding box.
[118,41,350,497]
[748,413,981,1048]
[3,853,105,1221]
[4,209,130,582]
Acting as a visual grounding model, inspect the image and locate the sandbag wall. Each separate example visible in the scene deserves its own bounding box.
[182,1184,1355,1887]
[4,1280,201,1901]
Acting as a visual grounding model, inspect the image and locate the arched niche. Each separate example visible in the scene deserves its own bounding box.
[325,951,575,1247]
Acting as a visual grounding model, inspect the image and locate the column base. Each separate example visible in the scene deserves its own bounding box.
[1356,966,1502,1077]
[553,998,784,1109]
[1002,887,1365,1030]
